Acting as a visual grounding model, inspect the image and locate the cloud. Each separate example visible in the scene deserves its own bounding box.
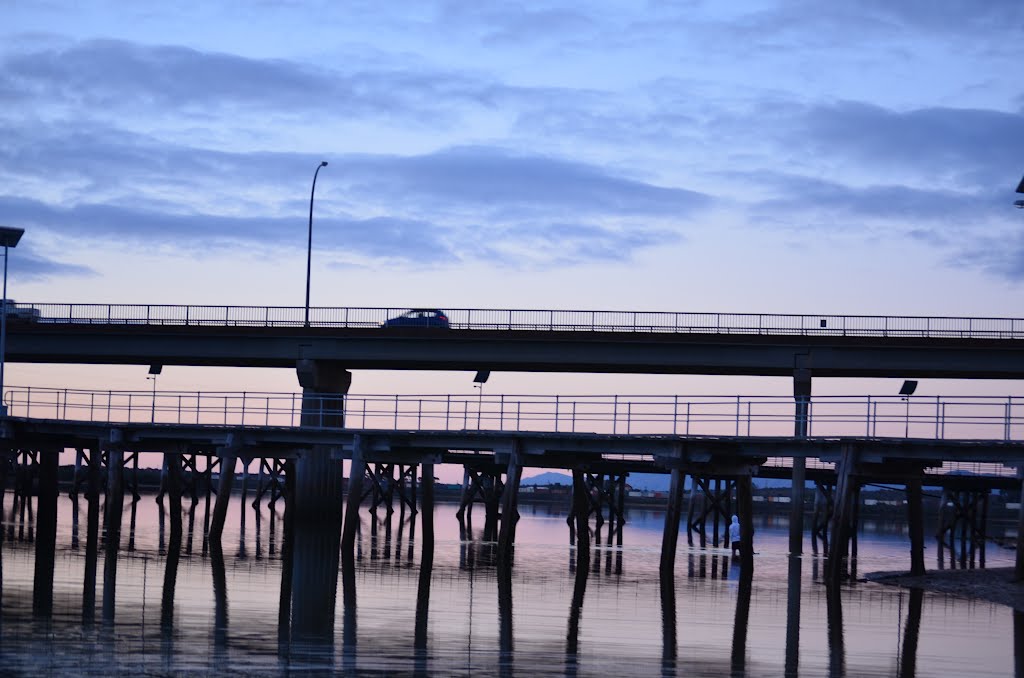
[5,245,97,283]
[748,172,1001,226]
[348,146,710,216]
[0,39,506,126]
[796,102,1024,189]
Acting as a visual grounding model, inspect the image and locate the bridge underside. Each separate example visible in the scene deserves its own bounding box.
[8,325,1024,378]
[2,417,1019,482]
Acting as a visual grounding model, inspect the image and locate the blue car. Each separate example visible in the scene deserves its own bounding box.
[381,309,450,328]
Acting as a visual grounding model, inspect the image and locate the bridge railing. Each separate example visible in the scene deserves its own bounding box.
[11,303,1024,338]
[5,387,1023,442]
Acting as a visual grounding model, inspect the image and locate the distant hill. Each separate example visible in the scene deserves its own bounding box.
[520,470,801,491]
[521,471,571,486]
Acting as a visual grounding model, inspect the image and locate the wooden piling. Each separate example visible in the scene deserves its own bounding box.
[828,444,856,583]
[342,435,366,608]
[497,448,522,564]
[906,474,925,576]
[572,469,591,555]
[660,468,685,578]
[209,454,237,545]
[737,474,754,574]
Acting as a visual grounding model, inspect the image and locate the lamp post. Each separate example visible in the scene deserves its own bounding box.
[0,225,24,417]
[1015,174,1024,209]
[305,161,329,327]
[147,364,163,423]
[900,380,918,438]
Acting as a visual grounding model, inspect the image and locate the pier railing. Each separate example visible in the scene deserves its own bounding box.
[5,387,1023,441]
[5,387,1018,477]
[10,303,1024,338]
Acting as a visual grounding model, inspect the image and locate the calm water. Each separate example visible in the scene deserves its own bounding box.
[0,489,1019,677]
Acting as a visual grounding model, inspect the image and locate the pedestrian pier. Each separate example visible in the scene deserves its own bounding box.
[2,387,1021,585]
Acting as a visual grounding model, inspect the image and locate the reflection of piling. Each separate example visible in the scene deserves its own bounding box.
[414,464,434,652]
[565,528,589,675]
[784,556,801,677]
[497,562,514,678]
[277,460,295,652]
[82,447,101,626]
[210,541,228,651]
[32,448,58,617]
[1014,609,1024,678]
[160,452,183,655]
[730,568,753,676]
[899,588,923,678]
[659,573,677,672]
[825,580,845,677]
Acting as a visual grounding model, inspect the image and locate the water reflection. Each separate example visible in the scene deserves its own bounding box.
[899,588,924,678]
[659,575,677,676]
[731,568,753,676]
[1,475,1022,676]
[826,580,845,677]
[784,556,801,677]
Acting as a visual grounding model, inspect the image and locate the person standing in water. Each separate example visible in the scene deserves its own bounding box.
[729,514,741,556]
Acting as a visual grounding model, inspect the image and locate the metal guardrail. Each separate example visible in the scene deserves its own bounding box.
[9,303,1024,338]
[5,387,1024,442]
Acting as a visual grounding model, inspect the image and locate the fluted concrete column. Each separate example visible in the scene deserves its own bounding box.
[295,359,351,522]
[790,360,811,556]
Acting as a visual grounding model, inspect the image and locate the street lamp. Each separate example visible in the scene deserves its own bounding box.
[0,225,24,417]
[900,380,918,438]
[305,160,329,327]
[147,364,163,423]
[1015,174,1024,209]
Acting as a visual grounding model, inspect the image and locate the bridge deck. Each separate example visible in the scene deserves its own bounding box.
[6,305,1024,377]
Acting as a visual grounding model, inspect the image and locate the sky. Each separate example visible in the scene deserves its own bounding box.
[2,0,1024,407]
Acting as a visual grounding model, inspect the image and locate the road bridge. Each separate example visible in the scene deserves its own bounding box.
[4,303,1024,377]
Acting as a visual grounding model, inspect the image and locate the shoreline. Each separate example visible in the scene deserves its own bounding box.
[867,566,1024,611]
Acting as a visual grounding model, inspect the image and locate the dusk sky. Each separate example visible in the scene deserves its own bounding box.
[3,1,1024,400]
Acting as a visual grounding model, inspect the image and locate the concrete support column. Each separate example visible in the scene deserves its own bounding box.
[790,360,811,556]
[295,359,351,523]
